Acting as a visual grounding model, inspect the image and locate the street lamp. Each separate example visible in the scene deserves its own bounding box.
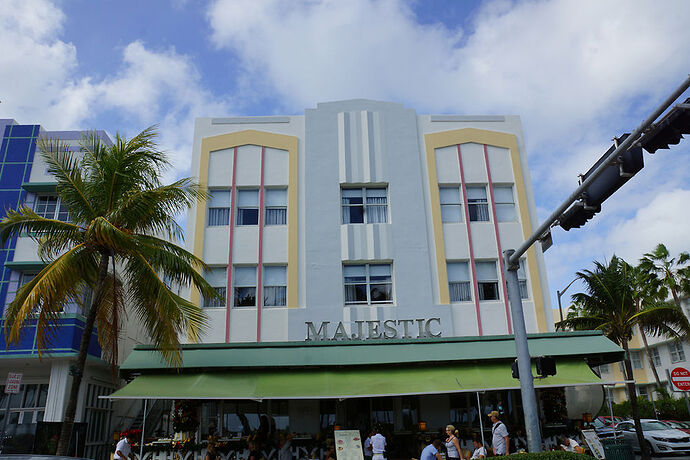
[556,278,578,323]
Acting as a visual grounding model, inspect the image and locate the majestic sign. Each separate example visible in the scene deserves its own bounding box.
[670,367,690,391]
[5,372,22,394]
[305,318,442,341]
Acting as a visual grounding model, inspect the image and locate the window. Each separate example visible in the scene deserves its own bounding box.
[670,341,685,363]
[439,187,462,223]
[341,187,388,224]
[263,265,287,307]
[265,189,287,225]
[233,266,257,307]
[203,267,227,308]
[467,186,489,222]
[34,195,69,221]
[599,364,610,374]
[493,185,516,222]
[476,261,499,301]
[208,190,231,226]
[19,272,36,289]
[343,263,392,304]
[447,262,471,302]
[0,384,48,426]
[237,189,259,225]
[517,259,528,299]
[631,351,643,369]
[650,347,661,367]
[638,385,649,400]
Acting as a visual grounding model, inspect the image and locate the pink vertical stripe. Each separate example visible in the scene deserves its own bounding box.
[483,144,513,334]
[256,146,266,342]
[457,144,483,336]
[225,147,239,343]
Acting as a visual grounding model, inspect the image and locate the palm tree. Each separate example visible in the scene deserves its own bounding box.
[639,243,690,308]
[630,265,664,389]
[0,127,219,455]
[557,256,690,460]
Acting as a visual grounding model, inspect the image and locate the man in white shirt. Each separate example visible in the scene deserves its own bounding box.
[466,439,487,459]
[114,433,136,460]
[371,427,387,460]
[560,436,580,453]
[488,411,509,456]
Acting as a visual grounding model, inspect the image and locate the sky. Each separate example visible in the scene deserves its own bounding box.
[1,0,689,317]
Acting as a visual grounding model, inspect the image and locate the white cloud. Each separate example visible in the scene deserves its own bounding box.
[0,1,229,180]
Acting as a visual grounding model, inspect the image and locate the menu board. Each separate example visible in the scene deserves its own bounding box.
[334,430,364,460]
[580,429,604,460]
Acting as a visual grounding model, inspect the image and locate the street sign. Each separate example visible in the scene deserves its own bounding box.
[4,372,22,394]
[670,367,690,391]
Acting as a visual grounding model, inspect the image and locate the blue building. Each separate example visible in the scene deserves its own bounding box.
[0,119,117,457]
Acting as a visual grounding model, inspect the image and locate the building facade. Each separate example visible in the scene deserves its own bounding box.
[0,120,139,458]
[186,99,554,343]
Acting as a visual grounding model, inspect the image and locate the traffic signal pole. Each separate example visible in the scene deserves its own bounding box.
[504,74,690,454]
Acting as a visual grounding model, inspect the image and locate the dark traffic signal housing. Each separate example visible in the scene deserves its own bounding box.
[559,134,642,231]
[640,97,690,153]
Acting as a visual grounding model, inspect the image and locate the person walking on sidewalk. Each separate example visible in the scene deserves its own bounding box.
[488,411,509,456]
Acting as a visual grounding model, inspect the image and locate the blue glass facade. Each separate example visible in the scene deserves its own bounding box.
[0,122,100,359]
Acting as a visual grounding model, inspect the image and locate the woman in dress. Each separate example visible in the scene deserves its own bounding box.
[445,425,462,460]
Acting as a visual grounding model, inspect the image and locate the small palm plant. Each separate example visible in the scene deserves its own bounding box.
[0,127,219,455]
[557,255,690,460]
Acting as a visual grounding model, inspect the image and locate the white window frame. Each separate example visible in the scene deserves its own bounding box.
[518,259,529,300]
[237,189,259,226]
[447,261,472,302]
[33,194,69,221]
[203,267,227,308]
[263,265,287,307]
[493,185,517,222]
[233,266,257,307]
[343,263,393,305]
[207,189,231,227]
[466,186,489,222]
[341,186,388,224]
[476,261,499,301]
[631,351,643,369]
[439,186,462,223]
[650,347,661,367]
[670,341,686,363]
[264,188,287,226]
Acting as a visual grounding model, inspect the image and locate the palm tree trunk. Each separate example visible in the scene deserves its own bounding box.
[55,254,110,456]
[622,339,650,460]
[639,326,663,389]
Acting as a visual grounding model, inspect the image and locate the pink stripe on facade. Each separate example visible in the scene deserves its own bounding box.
[225,147,239,343]
[457,144,483,336]
[483,144,513,334]
[256,146,266,342]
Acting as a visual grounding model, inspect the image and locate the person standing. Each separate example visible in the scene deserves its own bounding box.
[371,427,387,460]
[114,433,136,460]
[363,429,374,460]
[488,411,509,456]
[444,425,461,460]
[420,439,444,460]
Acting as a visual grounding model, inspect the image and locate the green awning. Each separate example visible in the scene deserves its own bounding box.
[119,331,623,374]
[21,182,58,193]
[108,359,604,400]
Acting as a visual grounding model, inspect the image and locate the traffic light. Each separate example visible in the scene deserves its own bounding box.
[535,356,556,377]
[639,97,690,153]
[559,133,642,231]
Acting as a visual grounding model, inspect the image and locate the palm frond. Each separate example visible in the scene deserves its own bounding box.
[0,206,84,247]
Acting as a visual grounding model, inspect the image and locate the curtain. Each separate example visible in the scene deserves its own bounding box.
[449,281,472,302]
[208,208,230,226]
[264,286,287,306]
[265,208,286,225]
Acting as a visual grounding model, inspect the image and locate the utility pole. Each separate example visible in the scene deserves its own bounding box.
[504,74,690,454]
[556,278,578,323]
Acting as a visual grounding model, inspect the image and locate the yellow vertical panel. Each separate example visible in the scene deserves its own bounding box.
[193,130,299,308]
[424,128,548,332]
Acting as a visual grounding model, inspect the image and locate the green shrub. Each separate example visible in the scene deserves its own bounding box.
[502,452,595,460]
[604,395,690,420]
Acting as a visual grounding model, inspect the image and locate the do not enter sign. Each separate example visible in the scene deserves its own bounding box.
[670,367,690,391]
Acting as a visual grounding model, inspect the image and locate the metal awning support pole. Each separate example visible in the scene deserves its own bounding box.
[502,75,690,454]
[476,392,486,447]
[140,399,147,460]
[606,386,616,439]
